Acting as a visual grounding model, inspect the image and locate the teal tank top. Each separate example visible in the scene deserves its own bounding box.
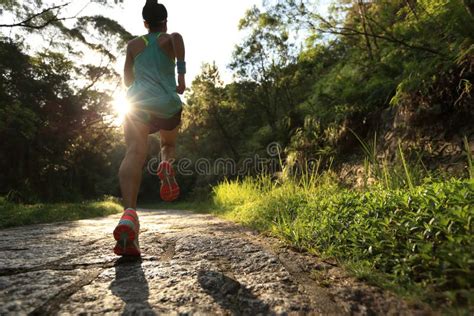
[126,32,182,119]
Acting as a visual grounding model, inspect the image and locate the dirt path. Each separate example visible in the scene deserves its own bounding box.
[0,209,429,315]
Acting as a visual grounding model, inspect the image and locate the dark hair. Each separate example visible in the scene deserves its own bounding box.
[142,0,167,27]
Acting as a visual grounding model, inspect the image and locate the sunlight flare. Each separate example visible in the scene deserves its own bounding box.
[112,91,130,123]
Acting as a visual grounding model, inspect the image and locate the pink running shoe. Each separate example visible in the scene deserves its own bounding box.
[113,208,141,256]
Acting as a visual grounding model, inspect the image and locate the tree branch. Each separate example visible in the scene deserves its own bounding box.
[0,3,71,29]
[313,14,444,57]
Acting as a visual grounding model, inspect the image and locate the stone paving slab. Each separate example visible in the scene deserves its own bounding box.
[0,209,430,315]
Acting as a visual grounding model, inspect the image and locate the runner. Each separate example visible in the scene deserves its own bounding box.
[113,0,186,256]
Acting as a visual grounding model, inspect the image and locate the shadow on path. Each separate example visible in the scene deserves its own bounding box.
[198,270,269,314]
[110,257,155,315]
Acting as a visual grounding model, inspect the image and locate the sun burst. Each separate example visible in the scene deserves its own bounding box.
[112,91,131,124]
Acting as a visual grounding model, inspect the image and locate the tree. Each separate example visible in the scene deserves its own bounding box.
[0,0,132,201]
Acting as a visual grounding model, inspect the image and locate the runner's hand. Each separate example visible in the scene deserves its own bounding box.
[176,74,186,94]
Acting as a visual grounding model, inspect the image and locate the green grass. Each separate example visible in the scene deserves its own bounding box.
[210,175,474,310]
[0,197,123,229]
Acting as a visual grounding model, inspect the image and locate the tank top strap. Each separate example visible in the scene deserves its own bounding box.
[140,32,161,46]
[140,35,149,46]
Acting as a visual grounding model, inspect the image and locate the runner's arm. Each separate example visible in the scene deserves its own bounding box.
[123,43,134,87]
[171,33,186,94]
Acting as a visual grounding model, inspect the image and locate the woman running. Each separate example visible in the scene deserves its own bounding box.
[113,0,185,256]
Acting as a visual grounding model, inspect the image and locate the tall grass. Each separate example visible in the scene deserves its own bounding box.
[349,130,431,190]
[212,175,473,308]
[397,141,414,190]
[210,142,474,309]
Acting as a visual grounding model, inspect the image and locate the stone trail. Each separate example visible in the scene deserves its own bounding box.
[0,209,429,315]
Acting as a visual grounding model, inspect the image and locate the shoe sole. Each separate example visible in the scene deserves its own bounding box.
[158,162,180,201]
[113,226,140,257]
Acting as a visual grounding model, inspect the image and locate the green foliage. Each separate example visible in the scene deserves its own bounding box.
[172,0,474,205]
[0,2,132,202]
[464,136,474,179]
[0,196,122,229]
[181,1,473,188]
[0,38,124,201]
[212,175,474,308]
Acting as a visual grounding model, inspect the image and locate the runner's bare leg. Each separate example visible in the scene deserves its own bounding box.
[160,126,179,163]
[119,117,150,209]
